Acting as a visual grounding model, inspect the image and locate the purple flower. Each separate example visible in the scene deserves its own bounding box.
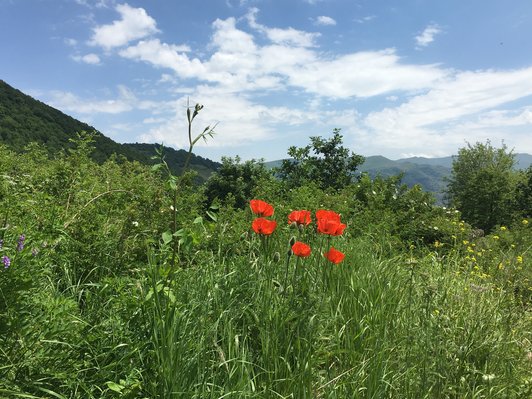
[17,234,25,252]
[2,255,10,269]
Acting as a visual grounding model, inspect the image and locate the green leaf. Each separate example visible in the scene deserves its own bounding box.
[106,381,125,393]
[162,231,173,244]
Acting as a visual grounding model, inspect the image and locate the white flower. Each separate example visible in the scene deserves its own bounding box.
[132,221,139,227]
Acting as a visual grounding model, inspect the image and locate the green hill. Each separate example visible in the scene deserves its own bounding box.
[0,79,220,181]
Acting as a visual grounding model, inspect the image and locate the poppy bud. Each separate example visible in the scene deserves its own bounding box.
[273,252,281,263]
[289,236,297,246]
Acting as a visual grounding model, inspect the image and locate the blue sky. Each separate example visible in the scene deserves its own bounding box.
[2,0,532,161]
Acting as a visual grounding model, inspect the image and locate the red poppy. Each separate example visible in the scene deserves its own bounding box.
[250,199,274,217]
[324,247,345,264]
[288,210,312,226]
[317,218,346,236]
[252,218,277,235]
[291,241,311,257]
[316,210,341,223]
[316,210,345,236]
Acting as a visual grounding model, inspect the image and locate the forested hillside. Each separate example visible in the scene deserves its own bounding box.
[0,80,220,181]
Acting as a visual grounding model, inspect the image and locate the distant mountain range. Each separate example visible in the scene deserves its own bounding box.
[266,153,532,203]
[1,79,531,196]
[0,80,220,182]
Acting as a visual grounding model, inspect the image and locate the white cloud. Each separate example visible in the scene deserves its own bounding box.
[64,38,78,46]
[119,14,445,98]
[415,23,442,48]
[140,86,332,149]
[72,53,101,64]
[89,3,159,49]
[246,8,320,47]
[315,16,336,26]
[355,15,375,24]
[361,67,532,157]
[46,85,164,115]
[119,39,201,78]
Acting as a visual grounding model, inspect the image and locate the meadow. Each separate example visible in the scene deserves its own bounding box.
[0,134,530,398]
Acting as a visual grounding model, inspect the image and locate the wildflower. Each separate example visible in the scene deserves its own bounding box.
[516,255,523,264]
[500,226,507,231]
[2,255,10,269]
[132,221,139,227]
[316,210,346,236]
[250,199,274,217]
[288,210,311,226]
[434,241,443,248]
[492,235,499,240]
[324,247,345,264]
[252,218,277,235]
[522,219,529,226]
[17,234,25,252]
[291,241,311,258]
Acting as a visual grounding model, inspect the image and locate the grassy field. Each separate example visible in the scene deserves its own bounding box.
[0,141,530,398]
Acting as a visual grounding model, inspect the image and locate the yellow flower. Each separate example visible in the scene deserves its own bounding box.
[434,240,443,248]
[492,235,500,240]
[522,219,529,226]
[500,226,507,231]
[463,240,469,245]
[516,255,523,264]
[498,262,504,270]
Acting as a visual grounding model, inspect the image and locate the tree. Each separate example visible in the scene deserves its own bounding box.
[515,165,532,218]
[203,156,275,209]
[277,129,365,191]
[445,141,518,231]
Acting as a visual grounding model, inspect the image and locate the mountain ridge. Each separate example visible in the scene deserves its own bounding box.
[0,79,220,182]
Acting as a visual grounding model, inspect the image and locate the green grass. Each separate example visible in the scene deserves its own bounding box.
[0,143,530,398]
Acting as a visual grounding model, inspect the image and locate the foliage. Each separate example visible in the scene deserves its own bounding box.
[445,141,519,232]
[515,165,532,218]
[1,130,531,398]
[203,156,276,209]
[277,129,365,191]
[0,80,220,182]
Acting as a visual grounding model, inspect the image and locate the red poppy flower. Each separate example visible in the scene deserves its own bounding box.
[250,199,274,217]
[252,218,277,235]
[316,210,341,223]
[291,241,311,257]
[316,210,345,236]
[324,247,345,264]
[317,218,346,236]
[288,210,312,226]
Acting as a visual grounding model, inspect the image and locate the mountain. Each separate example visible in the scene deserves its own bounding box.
[0,80,220,182]
[266,153,532,204]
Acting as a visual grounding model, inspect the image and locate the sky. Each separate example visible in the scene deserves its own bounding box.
[1,0,532,162]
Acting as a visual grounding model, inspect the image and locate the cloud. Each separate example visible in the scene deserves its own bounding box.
[64,38,78,46]
[355,15,375,24]
[246,8,320,47]
[46,85,164,115]
[89,3,159,49]
[415,23,442,48]
[119,13,445,98]
[72,53,101,64]
[315,16,336,26]
[361,67,532,157]
[139,86,333,149]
